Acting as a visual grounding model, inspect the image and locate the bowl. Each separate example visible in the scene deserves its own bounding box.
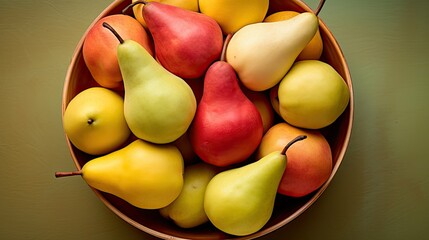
[62,0,354,239]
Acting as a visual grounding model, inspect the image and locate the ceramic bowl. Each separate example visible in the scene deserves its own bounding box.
[62,0,353,239]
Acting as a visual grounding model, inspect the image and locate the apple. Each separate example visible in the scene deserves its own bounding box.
[63,87,131,155]
[256,122,332,197]
[131,0,199,28]
[83,14,153,89]
[243,89,275,133]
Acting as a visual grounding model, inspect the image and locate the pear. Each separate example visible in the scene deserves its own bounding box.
[226,12,319,91]
[55,139,184,209]
[189,60,263,167]
[278,60,350,129]
[159,162,219,228]
[126,1,223,79]
[199,0,269,34]
[204,135,307,236]
[103,22,196,144]
[130,0,199,28]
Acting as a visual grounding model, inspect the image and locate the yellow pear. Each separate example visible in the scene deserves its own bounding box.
[160,163,218,228]
[55,140,184,209]
[226,12,319,91]
[264,11,323,60]
[131,0,199,27]
[199,0,269,34]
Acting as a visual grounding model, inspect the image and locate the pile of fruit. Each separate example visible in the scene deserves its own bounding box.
[56,0,350,237]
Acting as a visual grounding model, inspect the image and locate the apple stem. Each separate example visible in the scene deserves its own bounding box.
[314,0,326,16]
[220,33,233,62]
[102,22,124,44]
[55,170,83,178]
[281,135,307,155]
[122,0,147,15]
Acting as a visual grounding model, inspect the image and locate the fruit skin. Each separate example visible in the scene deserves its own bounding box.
[257,122,332,197]
[143,1,224,79]
[173,131,197,165]
[189,61,263,167]
[199,0,269,34]
[278,60,350,129]
[243,89,275,133]
[132,0,199,27]
[82,14,153,89]
[226,12,319,91]
[204,136,305,236]
[81,139,184,209]
[63,87,130,155]
[269,84,280,116]
[160,162,218,228]
[264,11,323,60]
[114,36,196,144]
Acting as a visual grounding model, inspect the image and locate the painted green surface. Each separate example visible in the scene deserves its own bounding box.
[1,0,428,239]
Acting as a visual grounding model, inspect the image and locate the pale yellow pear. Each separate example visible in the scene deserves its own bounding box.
[278,60,350,129]
[264,11,323,60]
[226,12,319,91]
[132,0,199,27]
[199,0,269,34]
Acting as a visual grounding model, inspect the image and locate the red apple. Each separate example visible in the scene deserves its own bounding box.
[256,122,332,197]
[83,14,153,89]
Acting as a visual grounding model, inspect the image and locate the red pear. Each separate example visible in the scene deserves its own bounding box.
[189,61,263,167]
[138,1,223,79]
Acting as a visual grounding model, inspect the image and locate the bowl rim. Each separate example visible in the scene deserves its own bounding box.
[61,0,354,239]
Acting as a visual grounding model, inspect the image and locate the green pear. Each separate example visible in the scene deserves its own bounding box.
[204,135,307,236]
[226,12,319,91]
[278,60,350,129]
[55,139,184,209]
[160,162,219,228]
[103,22,196,144]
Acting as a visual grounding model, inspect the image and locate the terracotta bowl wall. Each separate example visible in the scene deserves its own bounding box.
[62,0,353,239]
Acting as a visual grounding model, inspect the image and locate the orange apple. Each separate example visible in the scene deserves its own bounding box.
[256,122,332,197]
[243,89,275,133]
[83,14,153,89]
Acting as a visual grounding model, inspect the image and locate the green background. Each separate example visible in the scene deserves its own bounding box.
[1,0,428,239]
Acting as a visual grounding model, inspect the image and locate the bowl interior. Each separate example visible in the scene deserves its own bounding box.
[62,0,353,239]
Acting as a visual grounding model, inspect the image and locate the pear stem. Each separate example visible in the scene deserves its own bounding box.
[102,22,124,44]
[314,0,326,16]
[220,33,233,62]
[122,0,147,15]
[281,135,307,155]
[55,170,82,178]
